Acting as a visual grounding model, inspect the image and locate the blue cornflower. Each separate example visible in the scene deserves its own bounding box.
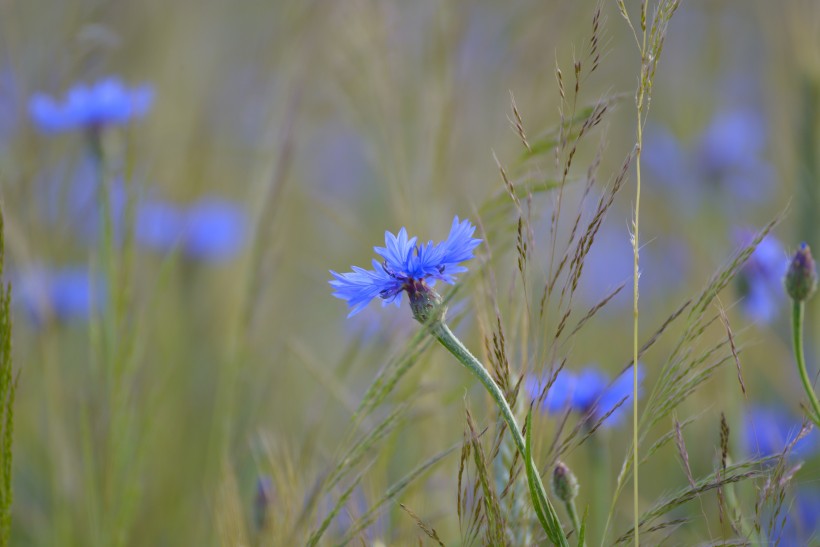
[644,108,774,208]
[526,364,644,428]
[135,197,248,262]
[183,198,248,261]
[329,216,481,317]
[773,489,820,545]
[735,230,788,324]
[742,405,819,459]
[29,76,153,133]
[15,265,104,325]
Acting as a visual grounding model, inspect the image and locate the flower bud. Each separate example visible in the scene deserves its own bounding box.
[551,461,579,502]
[407,280,447,324]
[785,243,817,302]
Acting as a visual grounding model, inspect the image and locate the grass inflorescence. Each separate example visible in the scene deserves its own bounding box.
[1,0,817,545]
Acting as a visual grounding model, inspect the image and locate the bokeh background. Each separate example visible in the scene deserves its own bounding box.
[1,0,819,544]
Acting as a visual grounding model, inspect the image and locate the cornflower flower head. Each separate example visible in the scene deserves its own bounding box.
[135,197,248,262]
[526,364,644,429]
[742,405,819,459]
[329,216,481,319]
[644,108,774,208]
[734,230,788,323]
[773,489,820,545]
[15,265,104,326]
[29,76,153,133]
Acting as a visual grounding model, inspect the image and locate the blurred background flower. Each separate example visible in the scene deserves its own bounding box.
[734,231,788,324]
[29,76,153,133]
[742,405,820,459]
[14,265,103,326]
[135,197,249,262]
[527,364,644,428]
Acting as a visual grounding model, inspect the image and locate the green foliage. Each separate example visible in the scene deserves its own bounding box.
[0,208,15,547]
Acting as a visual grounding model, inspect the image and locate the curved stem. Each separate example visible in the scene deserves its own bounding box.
[431,321,568,546]
[792,300,820,425]
[565,499,583,544]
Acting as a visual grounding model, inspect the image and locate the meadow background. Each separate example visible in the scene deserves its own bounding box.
[1,0,819,545]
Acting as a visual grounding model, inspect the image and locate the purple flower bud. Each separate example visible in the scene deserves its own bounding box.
[785,243,817,302]
[551,461,579,502]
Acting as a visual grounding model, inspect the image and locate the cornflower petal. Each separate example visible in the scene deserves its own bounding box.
[595,364,644,427]
[374,227,417,275]
[330,260,402,317]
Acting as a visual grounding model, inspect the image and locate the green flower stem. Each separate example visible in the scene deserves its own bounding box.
[791,300,820,425]
[564,498,582,543]
[431,321,568,546]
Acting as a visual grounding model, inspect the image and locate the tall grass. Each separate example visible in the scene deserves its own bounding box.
[0,0,816,545]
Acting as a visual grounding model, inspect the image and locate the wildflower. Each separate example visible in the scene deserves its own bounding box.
[694,109,769,192]
[15,265,104,325]
[644,108,774,207]
[735,231,788,323]
[526,364,644,428]
[183,199,248,261]
[742,405,819,459]
[329,216,481,318]
[785,243,817,303]
[577,221,688,310]
[29,76,153,133]
[773,490,820,545]
[135,197,248,262]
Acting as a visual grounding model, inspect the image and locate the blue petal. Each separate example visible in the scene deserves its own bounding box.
[417,216,481,283]
[330,259,403,317]
[374,227,417,275]
[743,405,819,459]
[595,364,644,427]
[535,369,578,413]
[573,367,609,411]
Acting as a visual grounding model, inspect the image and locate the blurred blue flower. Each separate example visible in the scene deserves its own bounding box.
[772,489,820,545]
[136,197,248,262]
[578,221,689,311]
[695,109,766,180]
[183,199,248,261]
[526,364,644,428]
[15,266,103,325]
[644,108,774,207]
[742,405,819,459]
[29,76,153,132]
[330,216,481,317]
[735,230,788,324]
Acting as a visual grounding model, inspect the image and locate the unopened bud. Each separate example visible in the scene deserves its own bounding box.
[407,281,446,324]
[551,461,579,502]
[785,243,817,302]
